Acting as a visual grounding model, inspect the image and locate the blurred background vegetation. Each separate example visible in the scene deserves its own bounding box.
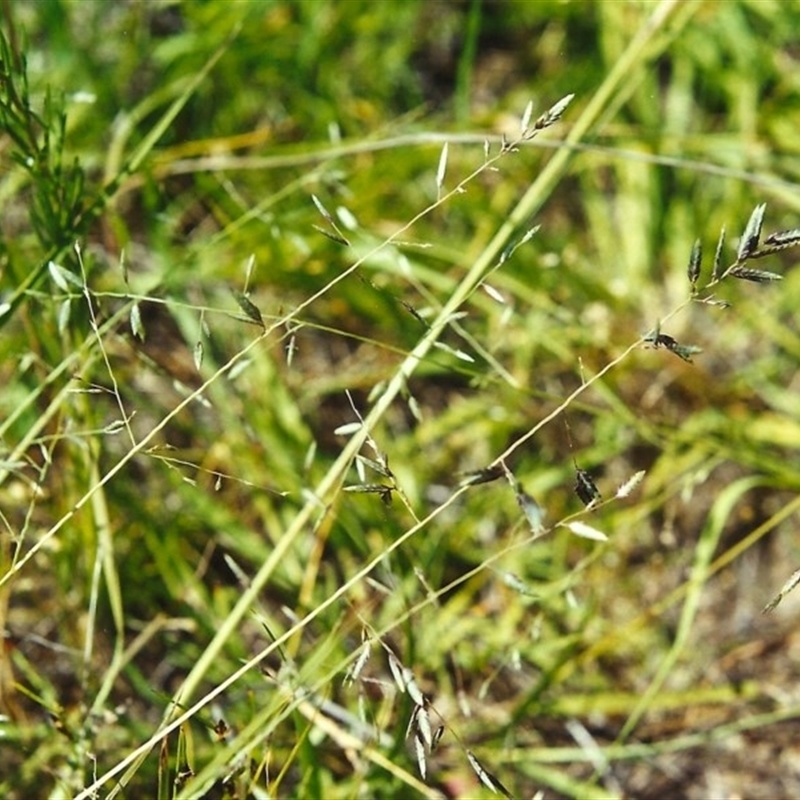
[2,1,800,797]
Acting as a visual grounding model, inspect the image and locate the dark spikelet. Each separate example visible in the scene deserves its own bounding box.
[531,93,574,132]
[213,719,230,740]
[697,296,732,309]
[432,725,445,749]
[312,224,350,246]
[415,704,433,749]
[750,243,800,259]
[356,454,392,478]
[669,342,702,362]
[575,468,601,507]
[643,326,663,347]
[466,751,513,799]
[728,266,783,283]
[406,703,420,741]
[763,228,800,248]
[399,298,428,326]
[687,238,702,289]
[343,483,393,502]
[659,333,701,361]
[233,290,264,328]
[712,226,726,282]
[645,330,702,362]
[763,568,800,613]
[763,595,782,614]
[459,465,504,487]
[737,203,767,261]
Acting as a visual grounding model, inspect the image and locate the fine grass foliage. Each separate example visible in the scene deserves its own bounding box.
[3,2,800,799]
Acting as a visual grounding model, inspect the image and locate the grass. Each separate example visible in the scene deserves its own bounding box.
[3,1,800,798]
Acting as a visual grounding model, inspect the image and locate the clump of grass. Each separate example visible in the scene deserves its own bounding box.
[4,3,800,799]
